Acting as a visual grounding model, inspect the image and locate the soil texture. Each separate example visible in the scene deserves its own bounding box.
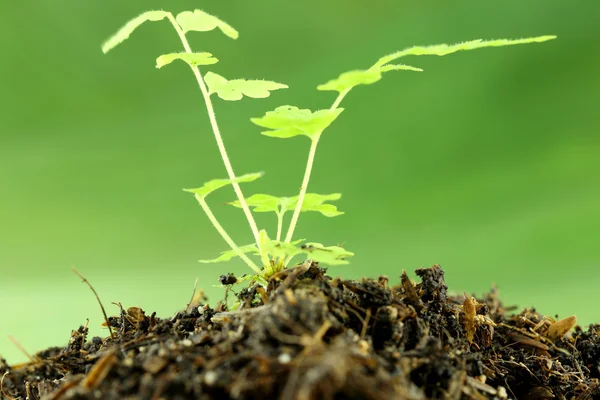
[1,264,599,399]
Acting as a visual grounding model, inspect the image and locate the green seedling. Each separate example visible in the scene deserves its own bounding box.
[102,8,555,285]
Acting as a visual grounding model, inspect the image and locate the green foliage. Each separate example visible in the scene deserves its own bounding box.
[319,35,556,94]
[259,231,352,269]
[204,72,288,101]
[183,172,263,200]
[318,64,422,93]
[102,11,169,54]
[251,106,344,140]
[175,10,239,39]
[228,193,343,217]
[301,243,354,265]
[156,52,218,69]
[296,193,344,217]
[259,230,304,261]
[203,230,352,273]
[103,8,555,285]
[101,9,238,55]
[199,244,259,263]
[230,194,281,213]
[374,36,557,67]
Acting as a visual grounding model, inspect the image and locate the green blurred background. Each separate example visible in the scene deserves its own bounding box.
[1,0,599,363]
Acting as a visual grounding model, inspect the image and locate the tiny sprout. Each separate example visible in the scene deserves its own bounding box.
[102,8,555,284]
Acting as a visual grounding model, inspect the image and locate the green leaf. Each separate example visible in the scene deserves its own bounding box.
[233,274,266,286]
[318,35,554,93]
[204,72,288,101]
[378,64,424,73]
[228,193,343,217]
[259,230,304,260]
[102,10,170,54]
[288,193,344,217]
[300,243,354,265]
[229,194,282,214]
[183,172,263,200]
[156,52,218,69]
[199,244,259,263]
[251,106,344,140]
[374,35,557,68]
[176,10,239,39]
[317,64,422,93]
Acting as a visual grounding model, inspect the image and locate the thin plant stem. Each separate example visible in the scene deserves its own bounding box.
[283,254,296,268]
[71,267,115,340]
[284,137,318,243]
[195,195,263,276]
[276,211,284,242]
[7,335,37,363]
[330,88,350,111]
[165,14,262,248]
[283,88,350,243]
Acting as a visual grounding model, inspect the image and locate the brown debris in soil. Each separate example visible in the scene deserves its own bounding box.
[1,264,599,399]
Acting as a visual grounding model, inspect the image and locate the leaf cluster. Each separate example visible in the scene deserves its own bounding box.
[317,36,556,94]
[102,8,556,286]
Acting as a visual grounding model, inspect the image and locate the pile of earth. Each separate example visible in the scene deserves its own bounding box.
[1,264,598,399]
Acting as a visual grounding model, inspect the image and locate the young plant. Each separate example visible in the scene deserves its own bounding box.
[102,9,555,285]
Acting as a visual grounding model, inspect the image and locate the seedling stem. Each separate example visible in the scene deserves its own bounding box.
[284,89,349,243]
[194,194,263,276]
[165,14,262,250]
[276,211,284,242]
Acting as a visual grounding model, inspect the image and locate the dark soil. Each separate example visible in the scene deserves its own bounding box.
[1,264,599,399]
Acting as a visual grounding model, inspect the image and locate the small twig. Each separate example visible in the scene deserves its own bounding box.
[264,323,305,345]
[112,302,133,336]
[1,371,20,400]
[360,308,372,340]
[312,320,332,343]
[72,267,115,340]
[185,277,199,314]
[7,335,36,363]
[273,260,312,295]
[81,319,90,351]
[345,304,366,329]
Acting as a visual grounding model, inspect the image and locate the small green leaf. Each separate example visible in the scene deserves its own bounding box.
[378,64,424,73]
[199,244,259,263]
[288,193,344,217]
[204,72,288,101]
[300,243,354,265]
[374,35,557,67]
[102,10,170,54]
[317,69,382,92]
[259,230,304,260]
[317,65,422,93]
[183,172,263,200]
[176,10,239,39]
[228,193,343,217]
[156,52,218,69]
[318,36,554,93]
[234,274,266,286]
[229,194,282,214]
[251,106,344,140]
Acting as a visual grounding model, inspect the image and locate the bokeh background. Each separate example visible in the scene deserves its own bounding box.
[1,0,599,363]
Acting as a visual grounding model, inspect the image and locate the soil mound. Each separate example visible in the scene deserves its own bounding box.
[1,264,598,399]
